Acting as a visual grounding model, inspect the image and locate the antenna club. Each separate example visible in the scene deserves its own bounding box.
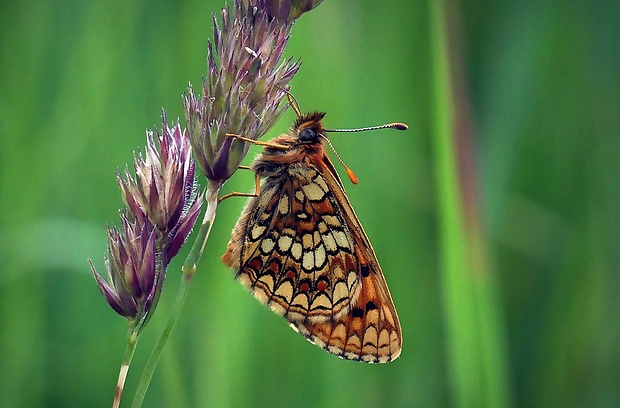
[346,167,359,185]
[324,122,409,133]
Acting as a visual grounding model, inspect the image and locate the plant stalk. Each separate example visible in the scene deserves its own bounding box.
[130,184,221,408]
[112,324,140,408]
[111,240,169,408]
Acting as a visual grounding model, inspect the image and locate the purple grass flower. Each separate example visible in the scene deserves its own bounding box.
[117,112,203,263]
[90,113,202,321]
[89,217,157,320]
[184,0,323,185]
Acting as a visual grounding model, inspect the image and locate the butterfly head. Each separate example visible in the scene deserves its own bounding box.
[287,109,408,185]
[260,96,407,184]
[293,112,326,144]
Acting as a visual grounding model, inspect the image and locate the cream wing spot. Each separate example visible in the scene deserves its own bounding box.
[333,230,350,249]
[322,232,337,252]
[327,345,343,356]
[291,242,303,261]
[347,270,358,290]
[363,325,379,345]
[302,182,325,201]
[332,281,349,305]
[277,235,293,252]
[378,329,391,352]
[362,326,379,353]
[250,225,266,240]
[302,251,314,271]
[310,293,331,312]
[313,230,321,245]
[317,221,328,233]
[260,238,275,254]
[274,281,294,304]
[313,335,327,349]
[257,273,275,293]
[314,175,329,192]
[291,292,310,310]
[323,215,340,227]
[362,354,378,363]
[377,355,390,364]
[314,245,326,268]
[278,196,289,214]
[365,305,380,323]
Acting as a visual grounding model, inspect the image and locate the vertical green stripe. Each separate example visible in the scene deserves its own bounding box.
[429,1,512,407]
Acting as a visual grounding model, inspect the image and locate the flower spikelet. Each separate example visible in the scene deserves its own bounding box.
[184,0,323,185]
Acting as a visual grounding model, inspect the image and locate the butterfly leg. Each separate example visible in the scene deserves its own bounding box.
[226,133,288,149]
[219,171,262,202]
[284,91,303,118]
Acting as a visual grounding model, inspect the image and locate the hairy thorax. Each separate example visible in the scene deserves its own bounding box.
[251,135,326,179]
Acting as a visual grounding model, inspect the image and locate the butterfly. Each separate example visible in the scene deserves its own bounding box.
[222,104,407,363]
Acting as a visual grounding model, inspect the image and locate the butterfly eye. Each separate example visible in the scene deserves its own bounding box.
[299,128,318,142]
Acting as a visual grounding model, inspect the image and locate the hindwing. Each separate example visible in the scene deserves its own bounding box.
[223,164,362,323]
[222,144,402,363]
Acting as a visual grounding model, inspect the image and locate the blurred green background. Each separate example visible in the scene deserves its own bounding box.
[1,0,619,407]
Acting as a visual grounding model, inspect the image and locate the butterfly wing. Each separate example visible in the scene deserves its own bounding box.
[222,163,363,324]
[222,155,401,363]
[289,156,402,363]
[289,271,401,363]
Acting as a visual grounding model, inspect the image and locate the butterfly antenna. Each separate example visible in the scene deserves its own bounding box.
[324,122,408,132]
[320,135,359,184]
[322,121,409,184]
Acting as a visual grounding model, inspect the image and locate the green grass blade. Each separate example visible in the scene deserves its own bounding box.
[429,1,512,407]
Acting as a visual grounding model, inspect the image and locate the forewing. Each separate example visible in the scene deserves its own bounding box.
[222,164,363,323]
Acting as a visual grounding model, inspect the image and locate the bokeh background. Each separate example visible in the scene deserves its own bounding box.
[1,0,619,407]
